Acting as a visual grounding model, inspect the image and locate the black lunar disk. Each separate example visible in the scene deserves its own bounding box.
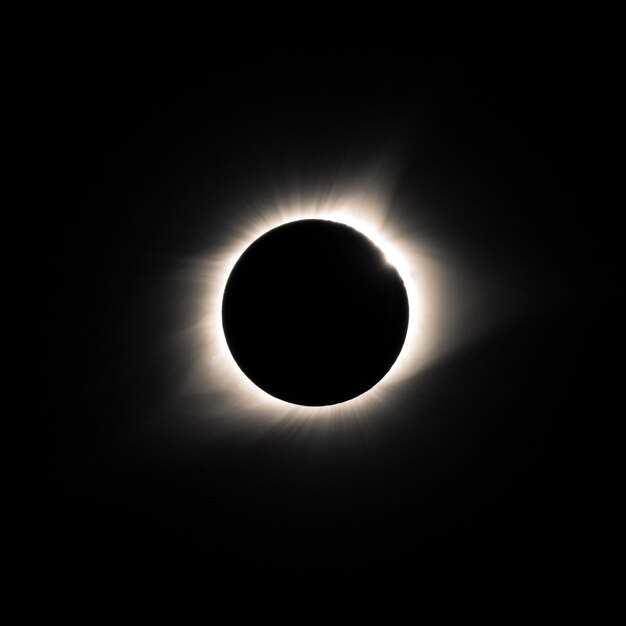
[222,219,409,406]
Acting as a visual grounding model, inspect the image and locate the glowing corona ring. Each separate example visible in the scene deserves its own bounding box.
[184,186,439,424]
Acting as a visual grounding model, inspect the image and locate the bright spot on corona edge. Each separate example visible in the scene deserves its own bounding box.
[177,183,445,427]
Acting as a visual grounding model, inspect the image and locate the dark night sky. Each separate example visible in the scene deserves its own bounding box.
[13,6,622,622]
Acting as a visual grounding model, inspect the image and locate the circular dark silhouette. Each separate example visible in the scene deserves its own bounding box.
[222,219,409,406]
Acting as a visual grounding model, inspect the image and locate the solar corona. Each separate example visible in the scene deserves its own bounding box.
[187,189,440,423]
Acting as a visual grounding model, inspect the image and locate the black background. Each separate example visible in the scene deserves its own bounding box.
[13,6,622,622]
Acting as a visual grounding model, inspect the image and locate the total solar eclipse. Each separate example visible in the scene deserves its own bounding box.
[221,219,410,406]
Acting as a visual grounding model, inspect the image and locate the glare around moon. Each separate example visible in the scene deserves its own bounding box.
[176,181,446,424]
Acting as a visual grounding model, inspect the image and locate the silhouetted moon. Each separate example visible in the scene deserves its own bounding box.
[222,219,409,406]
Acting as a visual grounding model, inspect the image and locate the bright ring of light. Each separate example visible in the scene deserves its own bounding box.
[184,186,438,423]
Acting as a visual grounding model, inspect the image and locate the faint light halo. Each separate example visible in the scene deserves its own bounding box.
[185,187,439,423]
